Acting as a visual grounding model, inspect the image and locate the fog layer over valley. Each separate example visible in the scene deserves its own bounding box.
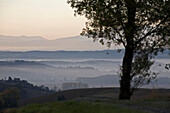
[0,50,169,89]
[0,60,112,88]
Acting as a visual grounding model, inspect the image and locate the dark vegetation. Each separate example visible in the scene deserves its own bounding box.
[0,77,54,110]
[3,88,170,113]
[0,77,54,100]
[0,88,20,110]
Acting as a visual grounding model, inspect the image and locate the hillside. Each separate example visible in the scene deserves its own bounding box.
[11,88,170,113]
[19,88,170,106]
[4,101,149,113]
[0,77,54,100]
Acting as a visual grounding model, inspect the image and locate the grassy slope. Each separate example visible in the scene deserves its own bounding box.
[103,98,170,113]
[3,88,170,113]
[4,101,149,113]
[19,88,170,106]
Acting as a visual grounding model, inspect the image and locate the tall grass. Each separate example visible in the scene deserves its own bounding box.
[4,101,149,113]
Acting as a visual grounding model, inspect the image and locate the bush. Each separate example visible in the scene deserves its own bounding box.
[57,95,65,101]
[0,88,20,110]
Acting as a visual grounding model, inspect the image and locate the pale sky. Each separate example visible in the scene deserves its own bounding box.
[0,0,86,40]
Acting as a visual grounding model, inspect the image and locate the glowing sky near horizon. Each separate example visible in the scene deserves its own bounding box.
[0,0,86,40]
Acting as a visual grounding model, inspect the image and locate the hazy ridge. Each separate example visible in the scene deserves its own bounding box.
[0,49,169,59]
[0,35,108,51]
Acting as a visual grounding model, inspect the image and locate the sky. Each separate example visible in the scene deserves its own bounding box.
[0,0,86,40]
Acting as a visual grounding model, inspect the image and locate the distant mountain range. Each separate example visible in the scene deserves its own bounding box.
[0,35,114,51]
[0,49,169,59]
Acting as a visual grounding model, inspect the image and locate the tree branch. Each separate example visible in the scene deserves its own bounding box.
[113,28,126,47]
[135,15,169,47]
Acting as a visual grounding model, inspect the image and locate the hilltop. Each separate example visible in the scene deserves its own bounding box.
[0,77,54,100]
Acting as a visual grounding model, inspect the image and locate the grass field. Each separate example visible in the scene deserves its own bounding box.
[4,101,150,113]
[3,88,170,113]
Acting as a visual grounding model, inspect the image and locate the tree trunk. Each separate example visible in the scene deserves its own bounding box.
[119,47,134,99]
[119,0,136,100]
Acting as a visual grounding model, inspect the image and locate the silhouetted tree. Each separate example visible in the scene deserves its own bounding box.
[68,0,170,99]
[8,77,12,81]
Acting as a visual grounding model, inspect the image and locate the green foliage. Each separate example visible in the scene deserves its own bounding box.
[0,88,20,110]
[5,101,149,113]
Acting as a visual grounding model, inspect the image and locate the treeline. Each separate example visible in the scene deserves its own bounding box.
[0,77,53,94]
[0,77,54,102]
[0,77,55,110]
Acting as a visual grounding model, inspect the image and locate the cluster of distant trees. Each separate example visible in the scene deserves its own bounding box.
[0,76,55,106]
[0,88,20,110]
[0,77,52,93]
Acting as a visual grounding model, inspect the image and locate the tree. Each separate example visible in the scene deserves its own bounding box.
[0,88,20,109]
[8,77,12,81]
[68,0,170,99]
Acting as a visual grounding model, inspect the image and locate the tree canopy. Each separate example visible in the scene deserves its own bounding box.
[68,0,170,99]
